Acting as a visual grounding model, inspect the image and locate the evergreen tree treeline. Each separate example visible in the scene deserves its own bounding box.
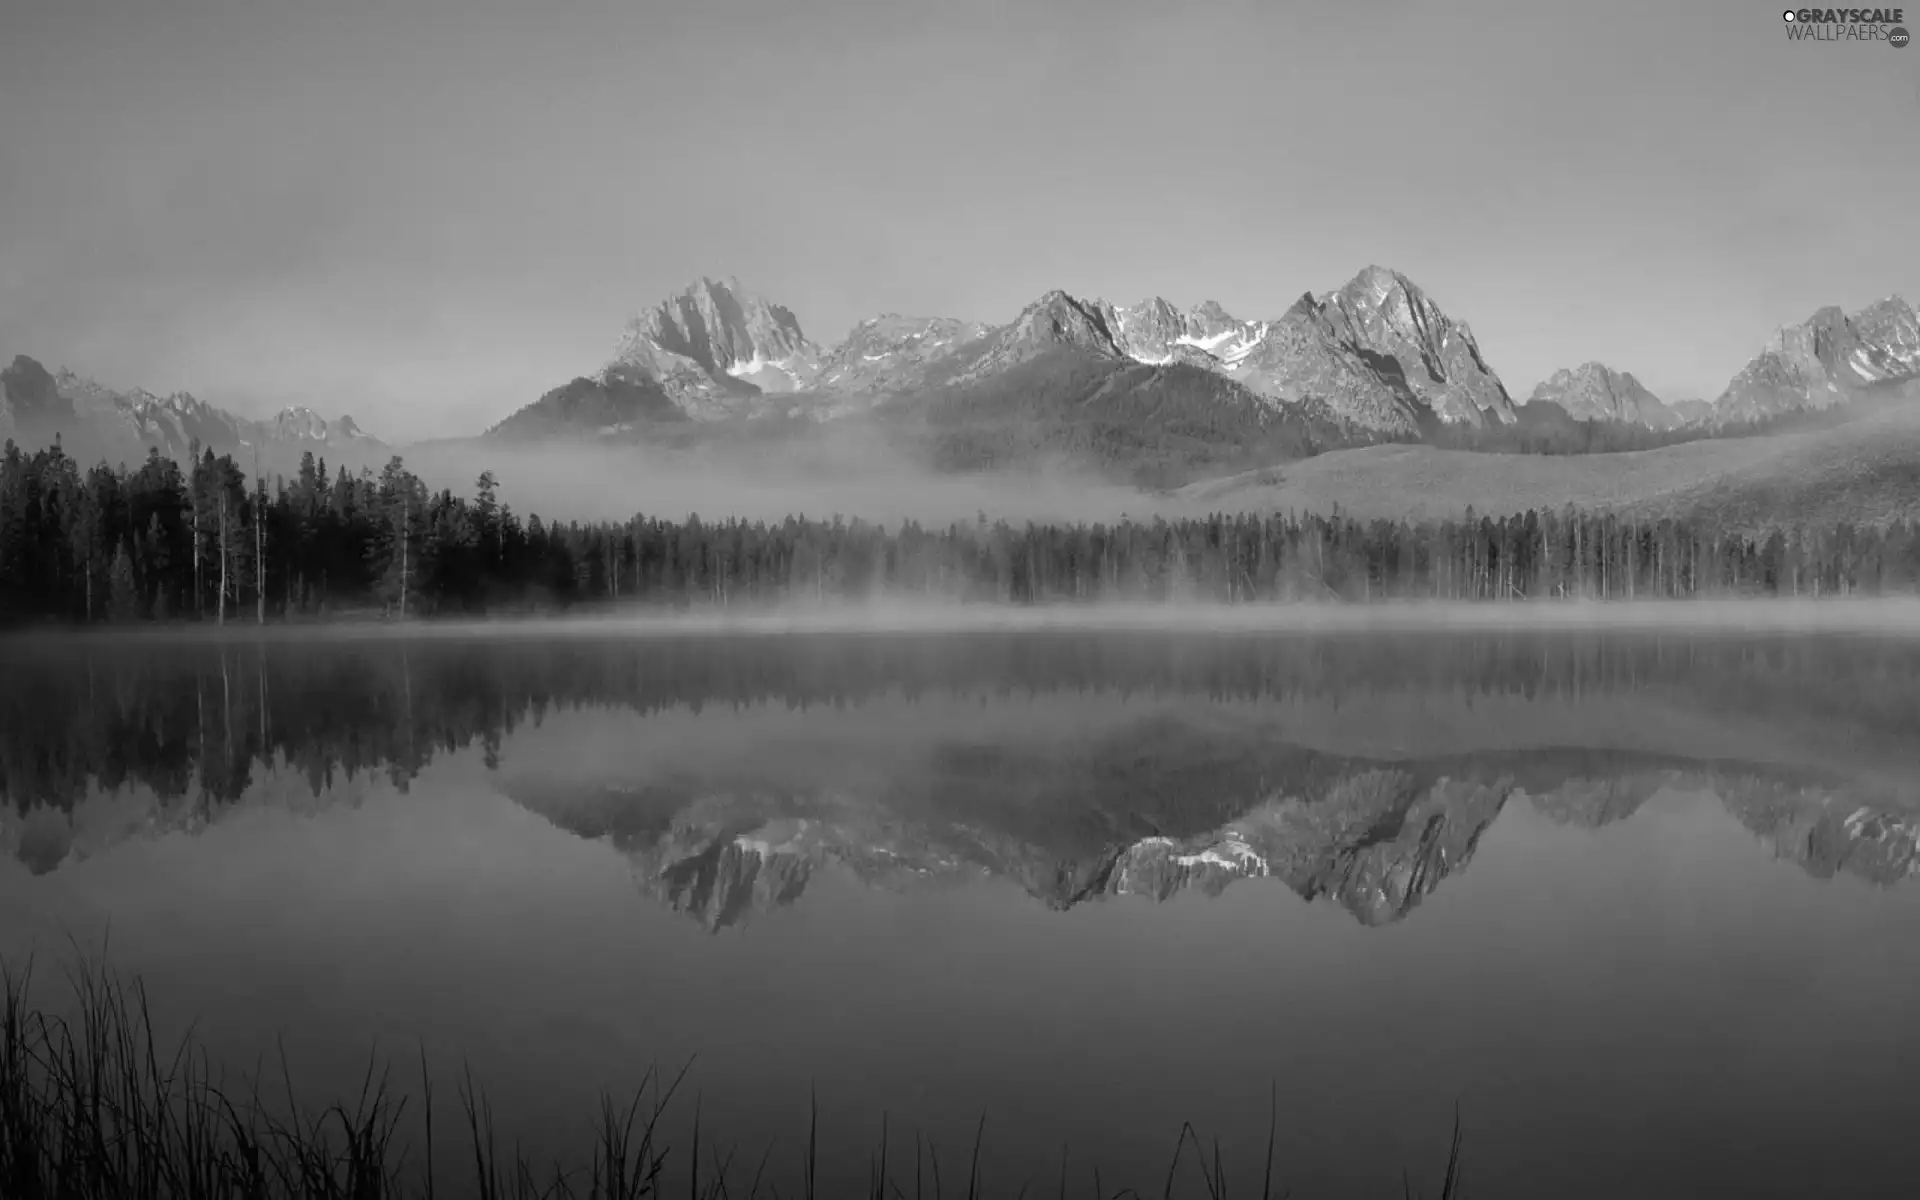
[3,437,1918,624]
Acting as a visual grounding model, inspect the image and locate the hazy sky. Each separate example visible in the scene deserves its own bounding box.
[2,0,1916,440]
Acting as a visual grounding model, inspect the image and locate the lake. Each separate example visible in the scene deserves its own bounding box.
[4,625,1920,1198]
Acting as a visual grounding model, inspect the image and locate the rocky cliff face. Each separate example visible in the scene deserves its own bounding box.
[957,290,1129,380]
[1224,294,1427,434]
[607,277,825,417]
[1714,295,1920,423]
[812,314,990,397]
[1308,266,1516,427]
[268,406,380,448]
[1528,362,1685,428]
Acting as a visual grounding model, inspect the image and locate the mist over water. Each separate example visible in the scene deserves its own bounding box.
[5,627,1920,1198]
[400,429,1162,526]
[51,596,1920,643]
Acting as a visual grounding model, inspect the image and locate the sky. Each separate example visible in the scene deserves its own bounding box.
[2,0,1916,441]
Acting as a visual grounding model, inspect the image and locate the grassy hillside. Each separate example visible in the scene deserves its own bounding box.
[1177,386,1920,528]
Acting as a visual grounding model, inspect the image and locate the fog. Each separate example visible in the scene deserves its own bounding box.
[396,425,1171,527]
[28,596,1920,646]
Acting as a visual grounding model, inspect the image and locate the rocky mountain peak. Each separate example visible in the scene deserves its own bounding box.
[273,406,327,439]
[1314,266,1516,426]
[1102,296,1191,363]
[1527,361,1684,428]
[1338,263,1413,309]
[1715,294,1920,423]
[683,277,812,364]
[959,289,1126,379]
[605,277,825,417]
[269,405,374,444]
[1187,300,1242,338]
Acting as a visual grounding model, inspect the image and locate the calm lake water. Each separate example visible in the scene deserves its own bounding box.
[4,627,1920,1198]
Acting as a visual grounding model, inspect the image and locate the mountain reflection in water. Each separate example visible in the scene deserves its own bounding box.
[4,630,1918,925]
[5,628,1920,1199]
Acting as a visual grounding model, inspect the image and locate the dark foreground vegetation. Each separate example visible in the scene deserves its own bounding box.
[0,955,1467,1200]
[3,436,1915,625]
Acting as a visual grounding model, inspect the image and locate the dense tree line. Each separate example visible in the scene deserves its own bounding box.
[4,437,1920,625]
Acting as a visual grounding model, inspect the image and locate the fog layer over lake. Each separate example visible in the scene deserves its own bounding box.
[4,629,1920,1198]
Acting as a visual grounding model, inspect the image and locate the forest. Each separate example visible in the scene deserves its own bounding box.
[2,436,1918,624]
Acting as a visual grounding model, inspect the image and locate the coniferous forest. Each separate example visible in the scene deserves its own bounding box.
[4,436,1920,625]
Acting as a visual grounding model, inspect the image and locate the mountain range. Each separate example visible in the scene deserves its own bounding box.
[488,269,1521,442]
[485,271,1919,445]
[0,354,383,470]
[5,269,1917,483]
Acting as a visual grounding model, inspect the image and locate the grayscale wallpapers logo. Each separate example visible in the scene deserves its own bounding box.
[1782,8,1910,43]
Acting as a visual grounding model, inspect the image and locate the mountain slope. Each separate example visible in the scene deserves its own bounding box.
[1714,295,1920,422]
[893,344,1361,486]
[486,368,688,440]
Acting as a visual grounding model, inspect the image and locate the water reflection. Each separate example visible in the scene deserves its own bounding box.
[3,630,1920,1198]
[5,631,1919,924]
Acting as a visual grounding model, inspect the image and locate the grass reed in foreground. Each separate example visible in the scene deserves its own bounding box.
[0,953,1465,1199]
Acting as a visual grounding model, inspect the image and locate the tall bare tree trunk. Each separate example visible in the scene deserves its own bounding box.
[255,452,266,625]
[192,493,202,619]
[217,496,229,626]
